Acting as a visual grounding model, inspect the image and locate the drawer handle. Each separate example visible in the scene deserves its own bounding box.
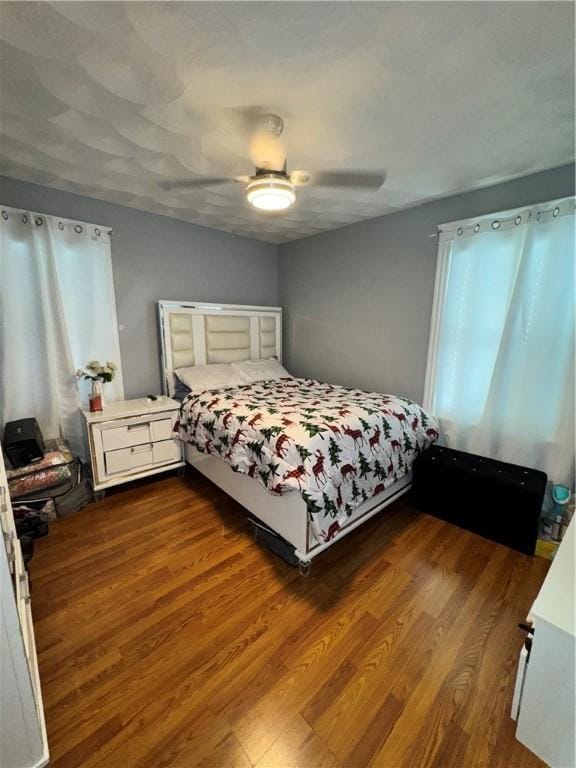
[518,623,534,635]
[127,424,148,431]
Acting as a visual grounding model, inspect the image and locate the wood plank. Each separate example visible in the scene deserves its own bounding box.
[254,715,339,768]
[29,471,549,768]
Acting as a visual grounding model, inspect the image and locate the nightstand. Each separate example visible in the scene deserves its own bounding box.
[83,397,184,496]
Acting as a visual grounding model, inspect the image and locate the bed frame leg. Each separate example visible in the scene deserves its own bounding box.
[298,559,312,577]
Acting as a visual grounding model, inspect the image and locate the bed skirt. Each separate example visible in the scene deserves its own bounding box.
[184,443,411,564]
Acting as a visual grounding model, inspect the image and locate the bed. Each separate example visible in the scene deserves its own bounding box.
[159,300,438,571]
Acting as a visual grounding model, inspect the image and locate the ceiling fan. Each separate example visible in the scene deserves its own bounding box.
[159,113,386,212]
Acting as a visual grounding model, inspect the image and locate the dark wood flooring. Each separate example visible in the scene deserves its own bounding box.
[29,470,548,768]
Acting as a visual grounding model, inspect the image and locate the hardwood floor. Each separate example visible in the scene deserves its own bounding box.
[30,470,548,768]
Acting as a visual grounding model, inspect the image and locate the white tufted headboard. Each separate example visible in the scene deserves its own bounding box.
[158,300,282,396]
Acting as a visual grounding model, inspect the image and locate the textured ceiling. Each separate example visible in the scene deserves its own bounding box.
[0,2,573,243]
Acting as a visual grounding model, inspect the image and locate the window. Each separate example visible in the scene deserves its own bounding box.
[0,207,124,456]
[424,197,575,486]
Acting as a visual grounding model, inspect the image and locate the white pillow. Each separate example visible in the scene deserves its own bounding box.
[175,364,243,393]
[232,358,292,384]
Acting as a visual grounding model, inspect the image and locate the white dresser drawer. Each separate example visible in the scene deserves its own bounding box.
[14,541,32,660]
[150,418,173,442]
[3,526,16,574]
[101,422,151,451]
[1,487,17,573]
[0,450,49,767]
[100,416,174,452]
[85,398,183,492]
[14,546,44,721]
[152,439,181,465]
[105,439,181,477]
[1,485,16,537]
[105,443,154,475]
[13,537,25,584]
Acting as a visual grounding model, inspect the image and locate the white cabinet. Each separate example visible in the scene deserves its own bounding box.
[513,515,576,767]
[83,397,185,493]
[0,451,49,768]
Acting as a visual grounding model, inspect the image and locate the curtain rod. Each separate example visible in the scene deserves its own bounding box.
[0,204,113,235]
[428,196,574,239]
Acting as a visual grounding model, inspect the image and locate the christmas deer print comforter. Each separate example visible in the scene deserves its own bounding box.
[178,378,438,543]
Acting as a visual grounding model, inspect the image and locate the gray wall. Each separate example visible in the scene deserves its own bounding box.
[279,164,575,403]
[0,176,279,397]
[3,164,573,405]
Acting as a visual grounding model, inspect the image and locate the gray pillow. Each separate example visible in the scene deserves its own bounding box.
[173,376,191,402]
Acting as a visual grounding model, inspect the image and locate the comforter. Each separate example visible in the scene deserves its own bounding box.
[178,378,438,542]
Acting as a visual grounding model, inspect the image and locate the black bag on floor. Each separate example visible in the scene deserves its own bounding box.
[248,516,300,566]
[19,534,35,567]
[16,514,49,540]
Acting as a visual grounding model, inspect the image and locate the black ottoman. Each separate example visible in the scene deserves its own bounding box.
[411,445,547,555]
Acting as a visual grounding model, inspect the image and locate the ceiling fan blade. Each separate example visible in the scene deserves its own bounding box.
[159,177,232,190]
[249,132,287,172]
[289,170,312,187]
[221,105,265,136]
[309,171,386,190]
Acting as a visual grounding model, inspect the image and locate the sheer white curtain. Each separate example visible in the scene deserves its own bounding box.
[424,196,575,488]
[0,207,124,458]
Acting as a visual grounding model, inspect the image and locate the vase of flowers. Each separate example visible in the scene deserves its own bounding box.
[77,361,118,412]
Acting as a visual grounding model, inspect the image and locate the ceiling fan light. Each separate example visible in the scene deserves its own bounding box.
[245,176,296,211]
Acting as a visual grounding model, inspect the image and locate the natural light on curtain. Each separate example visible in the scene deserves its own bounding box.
[424,196,575,488]
[0,207,124,457]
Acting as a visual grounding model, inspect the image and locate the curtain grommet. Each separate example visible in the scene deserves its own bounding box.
[553,207,560,217]
[21,214,28,224]
[457,227,463,236]
[58,222,64,230]
[536,212,541,221]
[35,217,43,226]
[491,220,500,230]
[515,216,522,225]
[1,211,8,220]
[95,228,100,236]
[74,224,83,234]
[474,224,480,233]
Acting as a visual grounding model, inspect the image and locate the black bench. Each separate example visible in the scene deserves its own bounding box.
[411,445,547,555]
